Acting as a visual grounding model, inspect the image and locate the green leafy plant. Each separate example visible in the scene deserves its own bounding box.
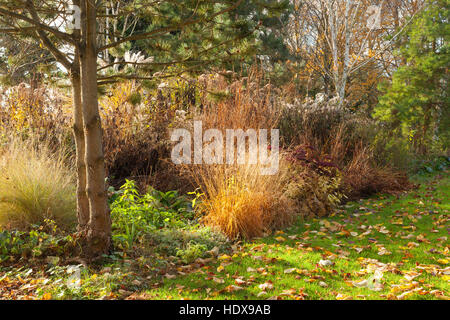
[110,180,197,249]
[0,227,74,263]
[375,0,450,155]
[415,156,450,175]
[147,227,229,260]
[176,241,208,264]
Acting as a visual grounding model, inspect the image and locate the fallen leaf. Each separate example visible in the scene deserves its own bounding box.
[258,282,274,291]
[284,268,296,274]
[319,259,334,267]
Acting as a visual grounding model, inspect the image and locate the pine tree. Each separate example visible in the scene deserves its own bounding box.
[375,0,449,154]
[98,0,292,84]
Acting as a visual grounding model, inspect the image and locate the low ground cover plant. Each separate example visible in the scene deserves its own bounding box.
[109,179,230,263]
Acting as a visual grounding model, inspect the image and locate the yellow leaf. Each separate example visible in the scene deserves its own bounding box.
[42,293,52,300]
[322,221,331,228]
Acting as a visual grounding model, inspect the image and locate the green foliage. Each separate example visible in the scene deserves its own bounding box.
[107,0,293,78]
[110,180,196,249]
[176,242,208,263]
[375,0,450,154]
[371,133,413,171]
[414,155,450,175]
[0,223,74,263]
[148,227,229,260]
[109,180,230,262]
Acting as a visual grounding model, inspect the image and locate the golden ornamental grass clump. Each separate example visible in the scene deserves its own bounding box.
[0,137,76,230]
[185,70,297,239]
[194,164,296,239]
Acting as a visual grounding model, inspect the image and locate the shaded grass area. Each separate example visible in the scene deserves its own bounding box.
[0,172,448,300]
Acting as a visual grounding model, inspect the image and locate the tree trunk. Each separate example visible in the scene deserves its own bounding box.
[71,61,89,230]
[79,0,111,257]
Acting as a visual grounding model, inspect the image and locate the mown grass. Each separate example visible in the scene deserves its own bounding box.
[137,172,449,300]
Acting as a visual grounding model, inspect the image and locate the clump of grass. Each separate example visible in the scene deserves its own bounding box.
[199,68,280,131]
[182,70,298,239]
[182,71,296,239]
[194,164,296,239]
[342,146,412,200]
[0,137,76,230]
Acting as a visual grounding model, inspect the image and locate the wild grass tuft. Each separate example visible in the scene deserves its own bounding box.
[0,137,76,230]
[193,163,296,240]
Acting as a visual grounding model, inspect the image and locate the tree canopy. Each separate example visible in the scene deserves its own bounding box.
[375,0,449,154]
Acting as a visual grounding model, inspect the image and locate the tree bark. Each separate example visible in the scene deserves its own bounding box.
[71,61,90,230]
[70,0,89,230]
[79,0,111,257]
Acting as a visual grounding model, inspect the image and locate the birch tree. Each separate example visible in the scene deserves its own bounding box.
[286,0,426,107]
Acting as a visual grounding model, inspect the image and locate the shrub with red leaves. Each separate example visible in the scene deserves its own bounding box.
[286,144,340,177]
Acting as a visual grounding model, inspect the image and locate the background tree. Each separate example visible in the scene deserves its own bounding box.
[285,0,425,108]
[375,0,449,155]
[95,0,292,85]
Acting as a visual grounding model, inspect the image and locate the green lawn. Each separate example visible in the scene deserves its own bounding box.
[136,173,449,300]
[0,173,448,300]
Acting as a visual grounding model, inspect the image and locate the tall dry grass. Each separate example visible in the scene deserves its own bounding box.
[182,70,298,239]
[0,84,71,142]
[342,145,412,200]
[193,163,295,239]
[0,137,76,230]
[199,69,280,131]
